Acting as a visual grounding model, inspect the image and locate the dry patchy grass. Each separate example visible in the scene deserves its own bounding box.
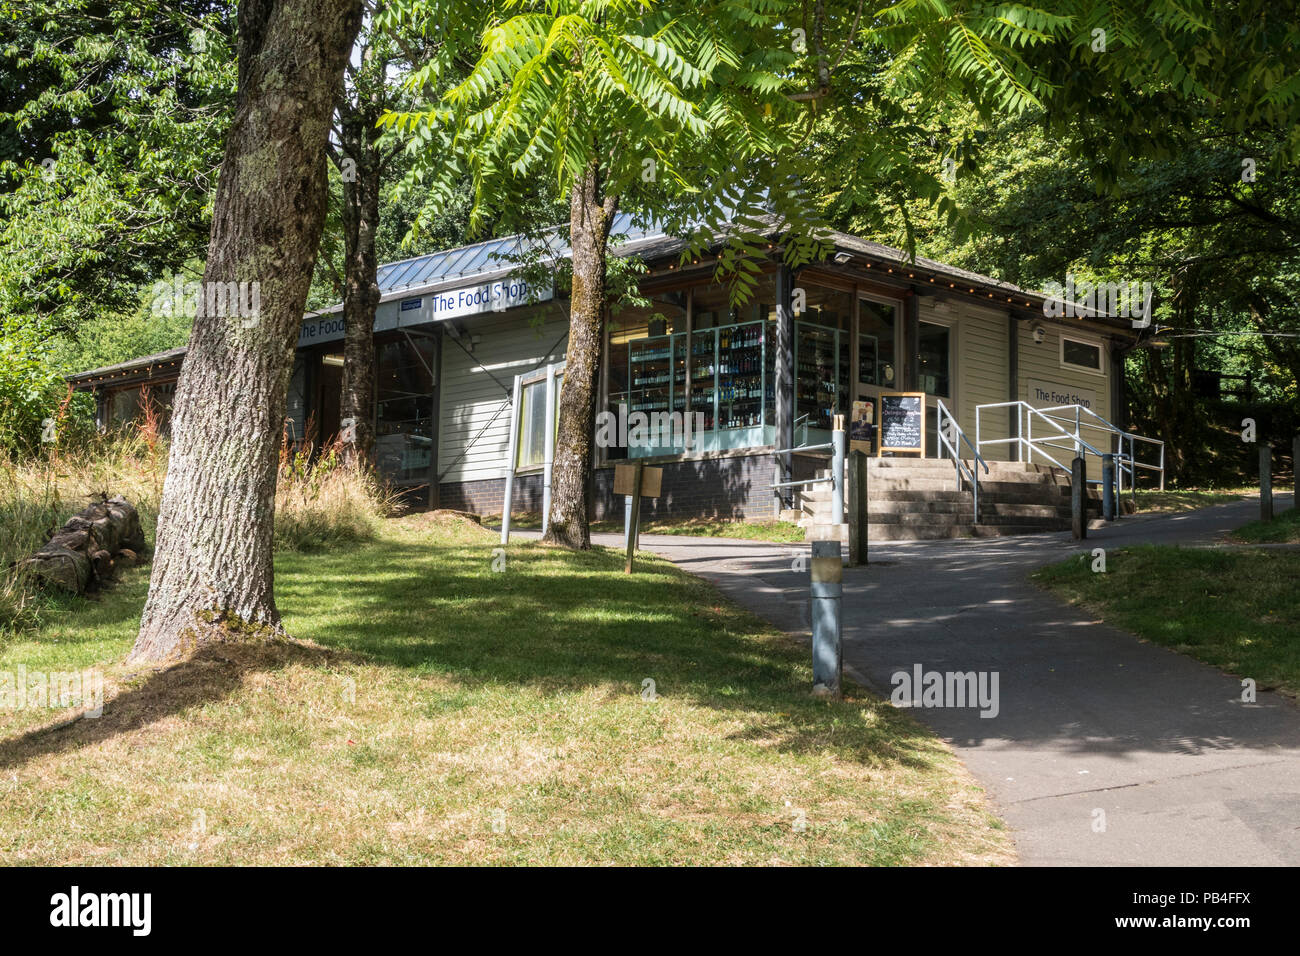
[0,516,1012,866]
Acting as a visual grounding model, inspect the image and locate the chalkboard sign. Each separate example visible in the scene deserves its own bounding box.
[878,392,925,456]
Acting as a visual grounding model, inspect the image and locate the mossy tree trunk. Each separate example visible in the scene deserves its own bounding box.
[542,162,617,549]
[130,0,363,664]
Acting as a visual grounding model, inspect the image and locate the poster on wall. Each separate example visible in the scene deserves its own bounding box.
[850,399,875,455]
[878,392,925,457]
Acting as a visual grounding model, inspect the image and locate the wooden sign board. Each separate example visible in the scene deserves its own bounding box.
[614,463,663,498]
[878,392,925,457]
[850,399,875,455]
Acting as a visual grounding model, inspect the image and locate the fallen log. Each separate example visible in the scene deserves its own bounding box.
[17,495,147,594]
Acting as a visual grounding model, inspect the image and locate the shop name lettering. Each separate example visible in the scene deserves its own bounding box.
[300,316,345,342]
[432,278,537,316]
[1032,385,1093,408]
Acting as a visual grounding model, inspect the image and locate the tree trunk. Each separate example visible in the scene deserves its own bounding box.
[543,163,617,549]
[129,0,362,664]
[338,108,381,468]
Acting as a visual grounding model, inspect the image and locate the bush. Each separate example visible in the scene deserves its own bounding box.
[0,316,90,455]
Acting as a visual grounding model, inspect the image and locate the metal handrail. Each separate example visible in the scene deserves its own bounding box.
[975,400,1166,494]
[976,401,1100,472]
[774,441,833,457]
[1033,403,1166,493]
[793,412,812,447]
[773,422,847,524]
[935,399,989,523]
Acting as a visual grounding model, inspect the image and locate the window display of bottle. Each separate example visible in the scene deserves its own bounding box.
[628,335,672,417]
[716,321,765,431]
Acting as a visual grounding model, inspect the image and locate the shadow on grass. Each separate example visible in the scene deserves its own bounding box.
[0,535,945,775]
[273,538,942,769]
[0,639,358,772]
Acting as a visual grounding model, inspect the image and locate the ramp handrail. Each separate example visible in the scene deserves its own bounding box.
[935,399,989,523]
[1033,403,1166,494]
[975,401,1166,496]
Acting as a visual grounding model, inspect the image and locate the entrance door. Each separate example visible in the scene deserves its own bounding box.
[853,297,900,451]
[316,352,344,446]
[917,320,954,458]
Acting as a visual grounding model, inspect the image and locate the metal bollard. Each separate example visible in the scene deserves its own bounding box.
[1261,445,1273,522]
[831,416,846,525]
[1101,453,1115,521]
[810,540,842,698]
[1071,456,1087,540]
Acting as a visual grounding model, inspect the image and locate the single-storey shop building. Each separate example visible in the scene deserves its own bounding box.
[69,217,1141,520]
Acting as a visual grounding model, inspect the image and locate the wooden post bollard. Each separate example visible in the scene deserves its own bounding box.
[624,460,644,573]
[1101,454,1115,521]
[1071,456,1087,540]
[1260,445,1273,522]
[847,449,869,566]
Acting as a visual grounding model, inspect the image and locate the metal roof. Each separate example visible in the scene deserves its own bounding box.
[68,217,1127,387]
[358,212,663,308]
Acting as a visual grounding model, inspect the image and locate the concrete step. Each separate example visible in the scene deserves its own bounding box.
[863,522,1070,541]
[865,487,1100,506]
[863,512,1066,528]
[866,477,1072,494]
[868,500,1066,518]
[794,453,1102,539]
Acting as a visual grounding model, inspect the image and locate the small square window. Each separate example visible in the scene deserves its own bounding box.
[1061,336,1102,373]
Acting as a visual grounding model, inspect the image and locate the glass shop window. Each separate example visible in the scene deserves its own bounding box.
[285,357,307,445]
[607,290,688,458]
[516,379,549,469]
[374,334,437,484]
[859,299,898,389]
[690,277,775,448]
[794,286,852,434]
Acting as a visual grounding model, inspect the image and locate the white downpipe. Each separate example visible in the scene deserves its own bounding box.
[541,364,556,536]
[500,375,523,546]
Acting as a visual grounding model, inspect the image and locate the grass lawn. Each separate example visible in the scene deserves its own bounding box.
[1131,487,1255,513]
[1033,545,1300,698]
[1233,506,1300,544]
[488,512,807,544]
[0,513,1008,865]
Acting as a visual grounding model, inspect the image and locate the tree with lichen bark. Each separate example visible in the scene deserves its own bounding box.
[128,0,363,664]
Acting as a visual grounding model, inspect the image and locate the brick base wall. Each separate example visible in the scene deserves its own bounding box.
[436,452,827,521]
